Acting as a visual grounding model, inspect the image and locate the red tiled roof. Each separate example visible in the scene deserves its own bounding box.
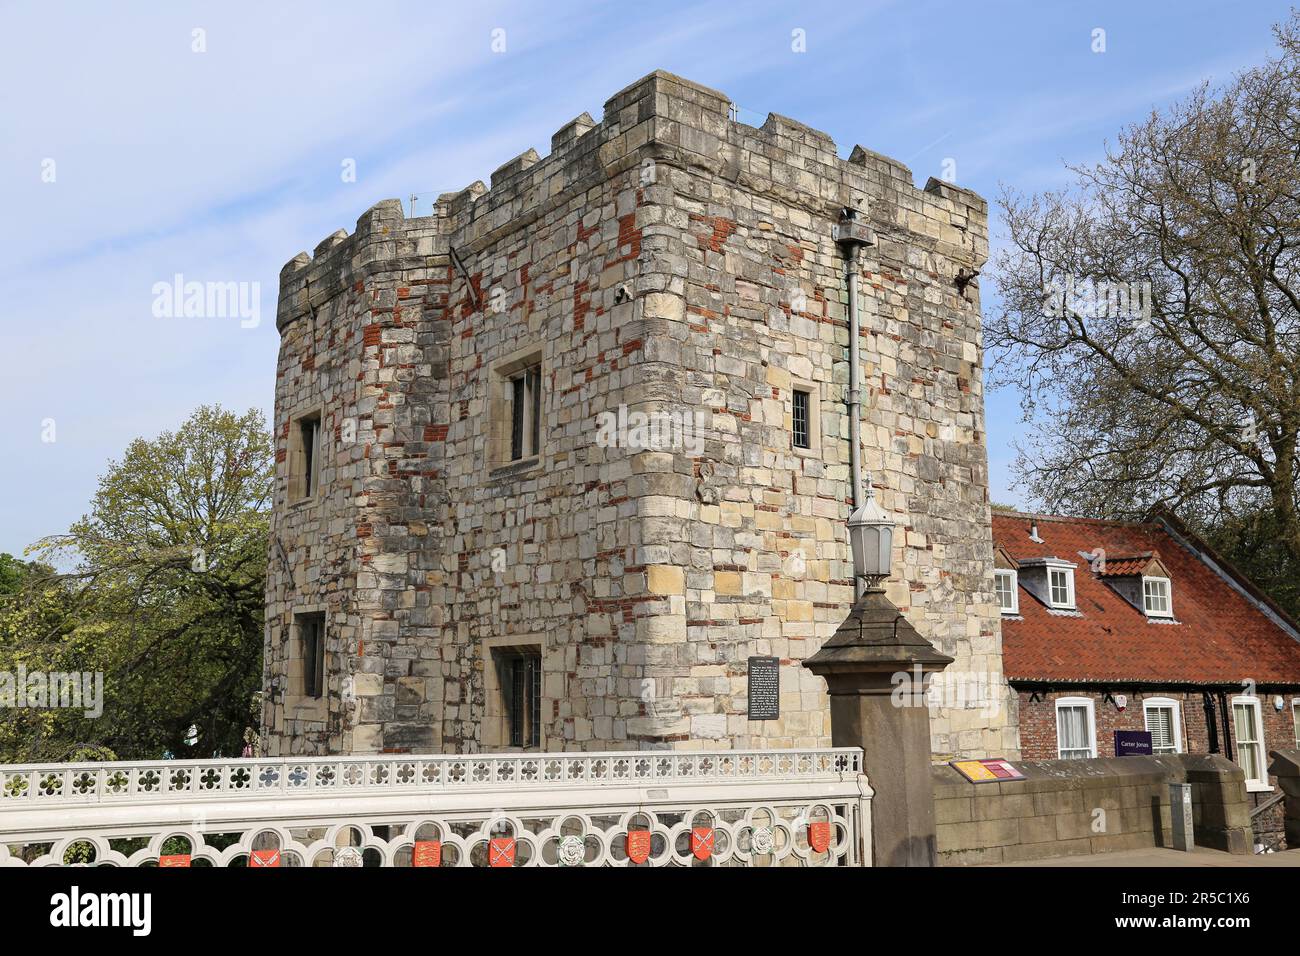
[1095,554,1153,577]
[993,513,1300,686]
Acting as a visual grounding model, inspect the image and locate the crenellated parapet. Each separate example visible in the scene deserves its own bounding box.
[276,70,989,336]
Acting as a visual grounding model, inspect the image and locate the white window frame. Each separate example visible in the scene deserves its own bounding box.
[994,569,1019,614]
[1048,567,1075,610]
[1230,695,1270,792]
[1055,696,1097,759]
[1142,696,1182,754]
[1142,575,1173,618]
[1293,698,1300,749]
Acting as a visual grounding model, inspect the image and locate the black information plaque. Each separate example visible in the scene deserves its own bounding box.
[747,656,779,720]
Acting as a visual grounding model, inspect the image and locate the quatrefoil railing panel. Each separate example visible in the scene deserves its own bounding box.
[2,804,860,868]
[0,749,869,867]
[0,747,861,806]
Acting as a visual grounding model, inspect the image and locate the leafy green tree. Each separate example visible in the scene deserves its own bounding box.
[986,14,1300,616]
[0,405,272,762]
[0,554,29,595]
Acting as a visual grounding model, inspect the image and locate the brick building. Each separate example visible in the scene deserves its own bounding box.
[995,510,1300,820]
[261,70,1018,758]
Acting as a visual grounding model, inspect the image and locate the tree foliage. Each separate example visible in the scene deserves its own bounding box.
[0,405,272,762]
[987,14,1300,615]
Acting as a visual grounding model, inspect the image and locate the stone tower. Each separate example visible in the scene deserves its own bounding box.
[262,70,1018,759]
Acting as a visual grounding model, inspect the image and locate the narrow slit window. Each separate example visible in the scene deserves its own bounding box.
[510,375,526,461]
[528,365,541,458]
[292,412,322,501]
[507,363,542,463]
[793,389,811,449]
[298,612,325,699]
[504,649,541,748]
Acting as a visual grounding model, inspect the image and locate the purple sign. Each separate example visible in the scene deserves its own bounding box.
[1115,730,1153,756]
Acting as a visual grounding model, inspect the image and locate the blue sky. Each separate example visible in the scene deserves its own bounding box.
[0,0,1290,556]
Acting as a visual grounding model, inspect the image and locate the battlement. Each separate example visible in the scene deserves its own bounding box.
[276,69,988,333]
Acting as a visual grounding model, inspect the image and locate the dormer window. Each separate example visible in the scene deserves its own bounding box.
[1095,551,1174,619]
[1048,567,1075,609]
[994,569,1019,614]
[1012,556,1077,612]
[1142,576,1172,617]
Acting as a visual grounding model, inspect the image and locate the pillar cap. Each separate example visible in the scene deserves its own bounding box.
[802,590,953,676]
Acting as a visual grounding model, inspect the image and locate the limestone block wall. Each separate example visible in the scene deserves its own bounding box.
[264,69,1016,759]
[265,74,695,755]
[263,198,453,756]
[620,75,1017,755]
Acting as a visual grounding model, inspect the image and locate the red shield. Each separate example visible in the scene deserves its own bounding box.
[488,837,516,868]
[690,827,714,861]
[808,821,831,853]
[250,848,280,868]
[625,830,652,864]
[413,840,442,867]
[158,854,190,868]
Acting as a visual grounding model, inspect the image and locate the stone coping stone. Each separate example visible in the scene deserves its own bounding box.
[933,755,1188,798]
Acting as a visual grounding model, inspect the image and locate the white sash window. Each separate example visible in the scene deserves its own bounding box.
[1056,697,1096,759]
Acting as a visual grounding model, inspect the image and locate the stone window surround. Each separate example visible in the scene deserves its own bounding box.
[287,405,324,506]
[285,604,328,721]
[486,344,547,477]
[788,377,821,458]
[479,633,548,751]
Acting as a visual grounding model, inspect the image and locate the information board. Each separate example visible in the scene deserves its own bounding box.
[949,758,1026,784]
[747,656,779,720]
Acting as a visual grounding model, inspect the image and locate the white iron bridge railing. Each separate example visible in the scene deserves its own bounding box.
[0,747,870,867]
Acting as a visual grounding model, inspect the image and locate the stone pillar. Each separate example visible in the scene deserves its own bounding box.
[803,590,952,866]
[1268,749,1300,848]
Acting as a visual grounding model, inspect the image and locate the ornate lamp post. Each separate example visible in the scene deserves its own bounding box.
[848,484,894,594]
[802,477,953,866]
